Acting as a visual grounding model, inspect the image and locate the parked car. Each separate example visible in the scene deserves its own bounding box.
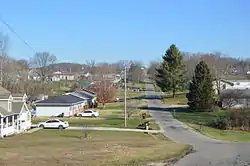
[38,119,69,129]
[76,110,99,117]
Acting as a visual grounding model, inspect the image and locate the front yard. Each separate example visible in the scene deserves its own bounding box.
[174,110,250,142]
[32,99,160,130]
[162,93,188,105]
[0,130,188,166]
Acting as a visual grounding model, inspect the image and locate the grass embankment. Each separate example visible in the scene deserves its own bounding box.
[0,130,188,166]
[188,123,250,142]
[174,110,250,142]
[162,93,188,105]
[32,98,159,130]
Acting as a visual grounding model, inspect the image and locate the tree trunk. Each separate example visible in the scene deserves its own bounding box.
[102,102,105,108]
[172,89,175,98]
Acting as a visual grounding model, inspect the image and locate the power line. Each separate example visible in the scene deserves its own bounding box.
[0,15,36,53]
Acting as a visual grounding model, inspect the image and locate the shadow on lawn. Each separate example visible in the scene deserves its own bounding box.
[139,106,190,112]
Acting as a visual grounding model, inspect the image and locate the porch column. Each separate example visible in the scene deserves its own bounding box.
[0,117,3,138]
[6,117,8,127]
[12,115,14,127]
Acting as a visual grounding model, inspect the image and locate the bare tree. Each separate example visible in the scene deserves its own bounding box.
[220,90,243,109]
[30,52,57,81]
[89,80,116,107]
[86,60,96,74]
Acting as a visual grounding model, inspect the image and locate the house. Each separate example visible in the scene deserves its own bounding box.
[220,89,250,109]
[51,71,76,81]
[12,93,28,102]
[213,79,250,94]
[71,89,97,108]
[35,94,87,117]
[0,87,31,138]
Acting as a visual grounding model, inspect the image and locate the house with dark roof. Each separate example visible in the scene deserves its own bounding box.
[71,89,97,108]
[35,94,87,117]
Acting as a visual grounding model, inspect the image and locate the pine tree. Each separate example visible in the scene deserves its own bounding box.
[187,60,215,111]
[155,44,185,97]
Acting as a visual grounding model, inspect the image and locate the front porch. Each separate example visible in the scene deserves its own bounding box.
[0,114,21,138]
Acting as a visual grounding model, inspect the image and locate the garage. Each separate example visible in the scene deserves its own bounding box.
[35,94,87,117]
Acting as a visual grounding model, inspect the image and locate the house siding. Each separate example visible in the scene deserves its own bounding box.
[36,106,70,117]
[0,100,9,112]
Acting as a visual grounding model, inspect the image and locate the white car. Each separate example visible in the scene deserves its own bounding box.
[38,119,69,129]
[77,110,99,117]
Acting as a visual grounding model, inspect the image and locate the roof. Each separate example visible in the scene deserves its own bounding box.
[0,106,9,115]
[12,93,25,97]
[221,89,250,98]
[71,92,92,99]
[36,94,84,106]
[0,86,11,99]
[12,102,24,114]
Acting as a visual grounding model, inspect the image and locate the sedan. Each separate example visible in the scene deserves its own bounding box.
[38,119,69,129]
[77,110,99,117]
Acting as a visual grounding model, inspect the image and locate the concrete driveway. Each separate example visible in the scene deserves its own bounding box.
[145,84,250,166]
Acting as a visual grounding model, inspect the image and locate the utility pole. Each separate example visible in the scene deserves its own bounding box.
[0,39,4,86]
[124,65,127,128]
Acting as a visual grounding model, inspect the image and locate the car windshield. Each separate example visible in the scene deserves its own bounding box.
[59,119,65,122]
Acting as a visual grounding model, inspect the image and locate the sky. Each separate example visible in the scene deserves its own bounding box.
[0,0,250,66]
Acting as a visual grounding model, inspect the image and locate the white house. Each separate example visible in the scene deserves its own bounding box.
[51,71,76,82]
[0,87,31,138]
[213,79,250,94]
[35,94,87,117]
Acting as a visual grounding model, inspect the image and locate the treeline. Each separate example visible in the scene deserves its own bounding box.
[155,44,225,111]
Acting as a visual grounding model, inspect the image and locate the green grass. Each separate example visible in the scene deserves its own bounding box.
[115,91,145,99]
[162,94,188,105]
[226,74,248,80]
[188,123,250,142]
[32,101,159,130]
[127,82,145,88]
[174,110,230,124]
[0,130,188,166]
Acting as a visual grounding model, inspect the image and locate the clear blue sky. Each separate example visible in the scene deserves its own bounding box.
[1,0,250,65]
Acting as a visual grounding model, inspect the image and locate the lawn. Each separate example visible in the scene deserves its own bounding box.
[162,94,188,105]
[115,90,145,99]
[188,123,250,142]
[0,130,188,166]
[32,100,160,130]
[127,82,145,88]
[174,110,250,142]
[174,110,230,124]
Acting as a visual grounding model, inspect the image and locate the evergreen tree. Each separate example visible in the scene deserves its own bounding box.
[187,60,215,111]
[155,44,185,97]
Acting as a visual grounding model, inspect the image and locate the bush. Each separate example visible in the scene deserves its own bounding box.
[207,110,250,131]
[207,116,230,130]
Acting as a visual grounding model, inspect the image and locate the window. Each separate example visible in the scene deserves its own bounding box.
[46,120,59,123]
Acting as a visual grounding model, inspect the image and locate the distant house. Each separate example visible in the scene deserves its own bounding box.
[35,94,87,117]
[71,89,97,108]
[0,86,31,138]
[214,79,250,94]
[51,71,76,81]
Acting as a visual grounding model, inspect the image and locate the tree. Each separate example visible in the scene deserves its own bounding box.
[30,52,57,81]
[147,61,159,80]
[155,44,185,97]
[89,80,116,107]
[186,60,215,111]
[128,61,143,83]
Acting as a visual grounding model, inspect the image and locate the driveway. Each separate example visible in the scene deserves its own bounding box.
[145,84,250,166]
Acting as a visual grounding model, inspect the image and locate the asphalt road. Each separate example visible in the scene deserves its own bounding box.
[145,84,250,166]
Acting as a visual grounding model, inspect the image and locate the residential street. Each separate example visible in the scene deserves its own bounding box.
[145,84,250,166]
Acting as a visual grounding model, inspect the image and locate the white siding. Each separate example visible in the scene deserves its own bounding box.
[36,106,70,117]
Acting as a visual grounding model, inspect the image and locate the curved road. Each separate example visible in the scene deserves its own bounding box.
[145,84,250,166]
